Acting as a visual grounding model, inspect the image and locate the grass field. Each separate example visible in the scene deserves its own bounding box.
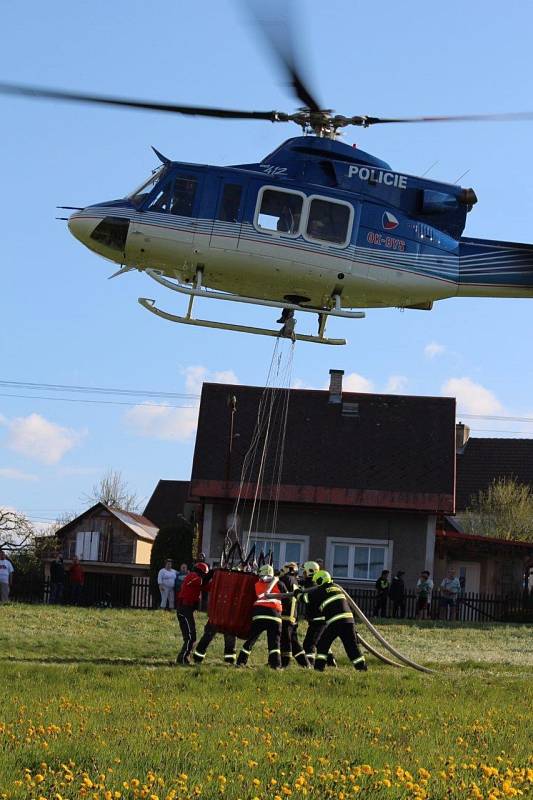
[1,605,532,800]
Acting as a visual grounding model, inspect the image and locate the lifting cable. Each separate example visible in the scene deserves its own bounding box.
[228,337,296,561]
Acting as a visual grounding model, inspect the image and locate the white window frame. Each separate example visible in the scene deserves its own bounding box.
[253,185,306,239]
[325,537,393,583]
[248,532,309,569]
[302,194,354,249]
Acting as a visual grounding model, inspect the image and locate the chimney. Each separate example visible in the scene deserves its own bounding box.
[455,422,470,452]
[328,369,344,404]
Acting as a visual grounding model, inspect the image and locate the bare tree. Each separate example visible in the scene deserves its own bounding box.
[83,469,140,511]
[0,508,34,551]
[459,477,533,542]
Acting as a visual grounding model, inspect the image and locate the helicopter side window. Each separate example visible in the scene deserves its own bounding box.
[305,197,352,246]
[256,188,303,236]
[217,184,242,222]
[170,176,198,217]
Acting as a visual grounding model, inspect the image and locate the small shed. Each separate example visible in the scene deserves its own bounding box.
[51,502,157,567]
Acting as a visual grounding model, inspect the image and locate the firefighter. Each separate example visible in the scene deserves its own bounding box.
[236,564,282,669]
[278,562,310,668]
[193,621,237,665]
[299,561,337,667]
[304,570,366,672]
[176,561,209,665]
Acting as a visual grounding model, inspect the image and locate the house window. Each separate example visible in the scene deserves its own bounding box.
[255,188,304,235]
[327,538,391,581]
[248,534,308,570]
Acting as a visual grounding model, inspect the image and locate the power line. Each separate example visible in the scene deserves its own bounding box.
[458,412,533,424]
[0,379,200,400]
[0,392,195,409]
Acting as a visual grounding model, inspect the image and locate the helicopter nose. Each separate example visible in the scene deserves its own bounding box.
[68,210,98,246]
[68,208,130,261]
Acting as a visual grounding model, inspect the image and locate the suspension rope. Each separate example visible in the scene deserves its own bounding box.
[227,337,296,563]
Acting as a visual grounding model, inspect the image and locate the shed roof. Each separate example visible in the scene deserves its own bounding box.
[456,438,533,510]
[190,383,456,513]
[55,503,158,542]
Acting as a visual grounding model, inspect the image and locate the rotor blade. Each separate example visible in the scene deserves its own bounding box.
[245,0,322,112]
[0,82,288,121]
[352,111,533,127]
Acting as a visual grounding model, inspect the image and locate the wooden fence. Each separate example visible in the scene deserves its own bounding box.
[9,574,532,621]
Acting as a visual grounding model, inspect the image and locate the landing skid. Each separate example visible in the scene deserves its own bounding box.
[137,268,365,345]
[139,298,346,345]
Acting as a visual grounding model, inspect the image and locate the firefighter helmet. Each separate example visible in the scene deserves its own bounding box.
[302,560,320,578]
[312,570,332,586]
[281,561,298,575]
[194,562,209,575]
[258,564,274,578]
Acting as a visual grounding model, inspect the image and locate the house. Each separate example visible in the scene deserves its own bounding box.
[143,479,193,528]
[189,370,456,590]
[437,426,533,594]
[46,502,158,605]
[456,426,533,511]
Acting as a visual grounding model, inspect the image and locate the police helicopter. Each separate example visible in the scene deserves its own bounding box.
[2,9,533,346]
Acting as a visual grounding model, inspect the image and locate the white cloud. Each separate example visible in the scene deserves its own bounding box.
[125,365,241,442]
[385,375,408,393]
[124,403,199,442]
[442,377,503,415]
[4,413,86,465]
[342,372,374,393]
[0,467,38,481]
[424,341,446,359]
[183,365,240,395]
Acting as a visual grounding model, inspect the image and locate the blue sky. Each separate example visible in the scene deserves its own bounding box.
[1,0,533,525]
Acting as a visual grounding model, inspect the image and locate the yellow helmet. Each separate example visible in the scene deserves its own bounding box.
[258,564,274,578]
[302,560,320,578]
[312,570,332,586]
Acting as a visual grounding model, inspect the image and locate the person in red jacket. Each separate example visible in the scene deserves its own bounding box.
[69,556,85,606]
[175,562,209,665]
[236,564,282,669]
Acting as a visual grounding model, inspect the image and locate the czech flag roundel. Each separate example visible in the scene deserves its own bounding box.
[382,211,399,230]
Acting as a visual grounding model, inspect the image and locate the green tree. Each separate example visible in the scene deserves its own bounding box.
[149,516,194,602]
[459,477,533,542]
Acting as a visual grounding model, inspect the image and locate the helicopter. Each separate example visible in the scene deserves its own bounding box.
[2,9,533,346]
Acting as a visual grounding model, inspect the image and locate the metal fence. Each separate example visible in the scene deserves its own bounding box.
[11,573,155,609]
[9,574,532,621]
[340,585,532,622]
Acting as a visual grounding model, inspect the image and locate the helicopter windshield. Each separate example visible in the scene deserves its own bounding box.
[128,166,168,207]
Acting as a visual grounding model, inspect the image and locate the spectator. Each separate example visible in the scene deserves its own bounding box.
[0,549,14,603]
[415,570,434,620]
[374,569,390,618]
[50,553,65,604]
[158,559,177,610]
[69,556,85,606]
[440,569,462,621]
[174,563,189,595]
[390,570,406,618]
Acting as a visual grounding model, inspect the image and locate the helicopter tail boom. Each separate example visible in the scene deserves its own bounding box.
[458,236,533,297]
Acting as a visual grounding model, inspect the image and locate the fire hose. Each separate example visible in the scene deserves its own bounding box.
[269,586,435,673]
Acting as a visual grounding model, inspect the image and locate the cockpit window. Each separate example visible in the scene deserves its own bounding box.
[170,176,198,216]
[128,166,167,207]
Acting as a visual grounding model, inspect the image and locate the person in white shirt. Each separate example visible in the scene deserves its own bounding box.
[158,559,178,609]
[439,569,462,621]
[0,549,14,603]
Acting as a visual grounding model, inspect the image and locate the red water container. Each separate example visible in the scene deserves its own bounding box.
[207,569,258,639]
